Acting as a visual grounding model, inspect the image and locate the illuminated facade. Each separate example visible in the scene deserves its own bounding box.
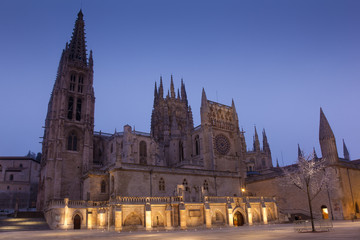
[37,10,277,230]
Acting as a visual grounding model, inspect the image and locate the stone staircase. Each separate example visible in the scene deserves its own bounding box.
[0,212,50,232]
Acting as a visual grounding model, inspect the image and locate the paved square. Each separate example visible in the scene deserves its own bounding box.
[0,221,359,240]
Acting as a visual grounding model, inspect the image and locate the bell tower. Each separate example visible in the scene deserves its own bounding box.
[38,10,95,209]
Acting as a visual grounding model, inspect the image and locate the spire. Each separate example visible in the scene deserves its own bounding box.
[313,147,318,159]
[343,139,350,160]
[319,107,335,140]
[170,75,175,98]
[263,129,270,153]
[153,81,158,106]
[298,144,303,158]
[89,50,93,68]
[181,79,188,105]
[319,107,339,164]
[177,88,180,99]
[253,126,260,152]
[68,10,87,64]
[201,88,207,107]
[231,99,237,113]
[276,158,280,168]
[158,76,164,98]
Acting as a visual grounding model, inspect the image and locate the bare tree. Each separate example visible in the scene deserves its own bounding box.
[282,153,333,232]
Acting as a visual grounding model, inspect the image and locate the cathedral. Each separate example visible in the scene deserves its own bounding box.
[37,11,360,230]
[37,10,276,230]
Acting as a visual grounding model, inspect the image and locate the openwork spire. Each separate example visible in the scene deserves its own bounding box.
[68,10,87,64]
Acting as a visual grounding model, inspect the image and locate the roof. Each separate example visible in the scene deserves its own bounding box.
[0,156,40,164]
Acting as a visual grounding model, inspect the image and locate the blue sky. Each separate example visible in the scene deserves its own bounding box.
[0,0,359,165]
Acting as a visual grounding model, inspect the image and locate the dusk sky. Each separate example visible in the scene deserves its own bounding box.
[0,0,359,166]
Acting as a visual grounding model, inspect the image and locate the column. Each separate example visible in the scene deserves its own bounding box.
[145,200,152,230]
[179,203,187,229]
[205,205,212,228]
[227,198,233,226]
[164,204,172,229]
[63,198,69,229]
[115,206,122,231]
[247,202,253,226]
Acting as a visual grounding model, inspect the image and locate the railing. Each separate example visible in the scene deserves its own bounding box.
[133,131,151,137]
[68,200,86,207]
[194,125,201,131]
[294,220,333,232]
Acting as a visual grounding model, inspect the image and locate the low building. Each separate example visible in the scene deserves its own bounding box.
[0,157,40,211]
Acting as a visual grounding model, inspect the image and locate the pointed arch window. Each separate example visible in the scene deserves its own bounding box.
[78,75,84,93]
[195,135,200,155]
[183,179,189,192]
[139,141,147,164]
[67,131,78,151]
[159,178,165,192]
[203,180,209,191]
[9,174,14,181]
[70,74,76,91]
[76,98,82,121]
[179,141,184,161]
[67,97,74,120]
[111,176,114,194]
[101,180,106,193]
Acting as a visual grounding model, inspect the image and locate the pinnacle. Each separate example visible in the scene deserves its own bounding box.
[319,108,335,140]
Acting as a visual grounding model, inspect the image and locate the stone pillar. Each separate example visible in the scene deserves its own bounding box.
[115,206,122,231]
[179,202,187,229]
[262,207,268,224]
[145,199,152,230]
[273,197,278,220]
[97,209,106,229]
[165,204,173,229]
[261,198,268,224]
[63,198,69,229]
[204,200,212,228]
[227,198,233,226]
[247,202,253,226]
[87,210,93,229]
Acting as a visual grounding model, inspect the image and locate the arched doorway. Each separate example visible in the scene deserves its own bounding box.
[73,214,81,229]
[233,211,244,226]
[321,205,329,219]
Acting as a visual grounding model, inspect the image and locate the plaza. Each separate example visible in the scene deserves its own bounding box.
[0,221,359,240]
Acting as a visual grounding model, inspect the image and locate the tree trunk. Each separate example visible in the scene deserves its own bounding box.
[306,183,315,232]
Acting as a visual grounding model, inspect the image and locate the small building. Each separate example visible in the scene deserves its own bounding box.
[0,157,40,211]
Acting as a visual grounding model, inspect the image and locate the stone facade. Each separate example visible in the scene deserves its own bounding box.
[37,11,276,230]
[246,109,360,221]
[0,157,40,210]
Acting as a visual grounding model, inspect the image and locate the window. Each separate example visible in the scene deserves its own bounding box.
[111,176,114,193]
[67,97,74,120]
[78,75,84,93]
[203,180,209,191]
[139,141,147,165]
[183,179,189,191]
[110,144,113,153]
[179,141,184,161]
[67,131,78,151]
[195,135,200,155]
[9,174,14,181]
[70,74,76,91]
[262,158,266,166]
[19,164,23,168]
[76,98,82,121]
[159,178,165,191]
[7,186,9,190]
[101,180,106,193]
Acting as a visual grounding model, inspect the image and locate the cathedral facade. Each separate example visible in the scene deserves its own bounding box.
[37,11,277,230]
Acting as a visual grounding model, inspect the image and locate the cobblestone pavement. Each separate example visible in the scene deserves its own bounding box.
[0,221,359,240]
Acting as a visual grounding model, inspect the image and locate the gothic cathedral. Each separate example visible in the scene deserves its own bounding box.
[37,10,279,230]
